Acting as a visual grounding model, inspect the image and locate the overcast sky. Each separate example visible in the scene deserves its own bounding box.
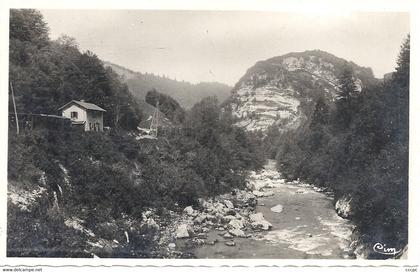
[40,10,409,85]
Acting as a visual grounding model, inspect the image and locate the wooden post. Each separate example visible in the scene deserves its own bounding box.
[10,82,19,134]
[155,101,159,138]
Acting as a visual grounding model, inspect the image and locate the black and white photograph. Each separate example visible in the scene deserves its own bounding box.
[1,1,418,270]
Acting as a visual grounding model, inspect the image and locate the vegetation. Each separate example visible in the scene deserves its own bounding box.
[9,9,142,131]
[105,61,232,109]
[8,8,409,260]
[145,89,186,123]
[275,36,410,258]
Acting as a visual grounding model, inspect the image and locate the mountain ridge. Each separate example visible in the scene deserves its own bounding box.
[103,61,232,108]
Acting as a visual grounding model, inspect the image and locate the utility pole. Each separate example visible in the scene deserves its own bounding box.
[10,82,19,134]
[155,101,159,138]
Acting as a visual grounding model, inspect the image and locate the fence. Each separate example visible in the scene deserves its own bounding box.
[9,113,72,132]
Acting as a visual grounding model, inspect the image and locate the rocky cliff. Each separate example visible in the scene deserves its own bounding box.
[228,50,377,132]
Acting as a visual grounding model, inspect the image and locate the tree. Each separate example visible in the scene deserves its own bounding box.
[145,89,185,123]
[185,96,220,146]
[310,96,329,127]
[393,35,410,88]
[9,9,50,67]
[9,10,143,130]
[334,67,358,129]
[275,36,410,258]
[9,9,49,47]
[337,67,357,104]
[56,34,79,50]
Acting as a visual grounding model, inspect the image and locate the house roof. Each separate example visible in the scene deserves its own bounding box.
[38,114,71,119]
[58,100,106,112]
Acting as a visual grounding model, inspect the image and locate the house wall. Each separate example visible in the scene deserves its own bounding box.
[61,103,104,131]
[86,110,104,131]
[62,105,87,123]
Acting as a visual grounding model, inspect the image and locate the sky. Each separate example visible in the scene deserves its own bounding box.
[40,10,409,86]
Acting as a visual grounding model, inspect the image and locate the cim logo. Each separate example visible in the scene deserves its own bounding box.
[373,242,402,256]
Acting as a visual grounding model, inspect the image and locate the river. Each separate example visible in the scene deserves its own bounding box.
[191,160,356,259]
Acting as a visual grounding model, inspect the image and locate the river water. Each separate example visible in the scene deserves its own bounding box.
[192,160,355,259]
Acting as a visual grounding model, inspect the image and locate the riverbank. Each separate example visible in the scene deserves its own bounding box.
[57,159,359,258]
[161,160,357,258]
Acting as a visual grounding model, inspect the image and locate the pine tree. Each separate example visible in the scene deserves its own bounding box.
[335,67,357,129]
[393,35,410,88]
[311,96,329,127]
[337,67,357,104]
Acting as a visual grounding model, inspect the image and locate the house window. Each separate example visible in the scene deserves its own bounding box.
[70,111,78,119]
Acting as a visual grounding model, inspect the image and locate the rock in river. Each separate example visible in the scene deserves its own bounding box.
[223,232,233,239]
[168,243,176,249]
[335,196,353,219]
[270,204,284,213]
[249,212,272,230]
[228,228,246,237]
[225,241,236,246]
[253,190,275,197]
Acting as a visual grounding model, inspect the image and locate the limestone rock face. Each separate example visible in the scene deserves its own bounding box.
[227,50,376,133]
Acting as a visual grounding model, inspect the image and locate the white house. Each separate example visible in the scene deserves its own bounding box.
[58,100,106,131]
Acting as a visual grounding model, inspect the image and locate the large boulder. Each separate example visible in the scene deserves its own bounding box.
[335,196,352,219]
[228,228,246,237]
[234,190,257,208]
[249,212,272,230]
[209,202,227,215]
[253,190,274,197]
[176,224,192,239]
[223,232,233,238]
[270,204,284,213]
[221,215,237,224]
[225,241,236,246]
[145,218,160,230]
[183,206,197,216]
[194,214,207,224]
[228,219,245,230]
[224,200,234,209]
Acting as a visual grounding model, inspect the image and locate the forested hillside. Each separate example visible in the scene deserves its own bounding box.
[104,61,232,109]
[145,89,186,123]
[7,9,264,257]
[274,36,410,258]
[9,10,143,130]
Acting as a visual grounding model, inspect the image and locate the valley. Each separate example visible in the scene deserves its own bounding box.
[7,9,409,260]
